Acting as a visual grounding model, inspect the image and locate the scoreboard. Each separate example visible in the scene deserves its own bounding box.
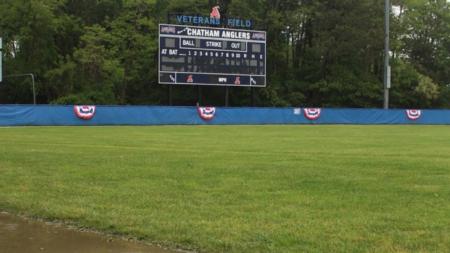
[159,24,266,87]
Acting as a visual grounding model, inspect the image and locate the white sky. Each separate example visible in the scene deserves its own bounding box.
[392,5,401,16]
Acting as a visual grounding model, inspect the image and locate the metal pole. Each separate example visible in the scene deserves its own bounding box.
[0,37,3,83]
[3,73,36,105]
[168,84,173,105]
[31,73,36,105]
[251,87,255,107]
[197,86,202,104]
[384,0,391,109]
[225,86,229,106]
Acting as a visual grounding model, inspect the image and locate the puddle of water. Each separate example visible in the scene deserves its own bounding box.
[0,212,181,253]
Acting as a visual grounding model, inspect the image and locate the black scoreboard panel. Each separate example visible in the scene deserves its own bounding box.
[159,24,266,87]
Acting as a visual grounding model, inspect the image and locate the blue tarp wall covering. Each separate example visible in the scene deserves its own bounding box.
[1,105,450,126]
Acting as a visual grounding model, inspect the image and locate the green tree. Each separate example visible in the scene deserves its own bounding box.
[51,25,124,104]
[0,0,61,103]
[391,0,449,108]
[0,0,448,108]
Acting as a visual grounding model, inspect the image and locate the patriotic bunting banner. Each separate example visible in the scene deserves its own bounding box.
[406,109,422,120]
[197,106,216,121]
[74,105,96,120]
[304,108,321,120]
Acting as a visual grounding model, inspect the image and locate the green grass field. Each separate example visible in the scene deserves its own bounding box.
[0,126,449,253]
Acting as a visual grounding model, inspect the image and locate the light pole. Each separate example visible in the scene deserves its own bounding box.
[4,73,37,105]
[384,0,391,109]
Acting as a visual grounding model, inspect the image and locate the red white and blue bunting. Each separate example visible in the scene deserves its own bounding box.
[197,106,216,121]
[74,105,96,120]
[406,109,422,120]
[304,108,321,120]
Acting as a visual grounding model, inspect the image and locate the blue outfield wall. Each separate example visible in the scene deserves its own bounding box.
[1,105,450,126]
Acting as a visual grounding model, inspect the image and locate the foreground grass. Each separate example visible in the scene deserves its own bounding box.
[0,125,449,252]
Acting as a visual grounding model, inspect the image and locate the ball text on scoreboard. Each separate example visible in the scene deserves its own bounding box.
[159,24,266,87]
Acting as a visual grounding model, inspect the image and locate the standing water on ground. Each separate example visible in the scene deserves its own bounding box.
[0,212,181,253]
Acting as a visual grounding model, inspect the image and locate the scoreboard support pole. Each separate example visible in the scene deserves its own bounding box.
[167,85,171,105]
[0,38,2,83]
[225,86,229,107]
[251,87,255,107]
[197,86,202,105]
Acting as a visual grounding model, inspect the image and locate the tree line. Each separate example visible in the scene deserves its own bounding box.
[0,0,448,108]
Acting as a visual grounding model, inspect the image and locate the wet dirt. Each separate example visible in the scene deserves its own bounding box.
[0,212,181,253]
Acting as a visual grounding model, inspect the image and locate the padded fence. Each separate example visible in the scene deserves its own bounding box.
[1,105,450,126]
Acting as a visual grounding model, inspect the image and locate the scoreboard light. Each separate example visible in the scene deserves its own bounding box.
[159,24,267,87]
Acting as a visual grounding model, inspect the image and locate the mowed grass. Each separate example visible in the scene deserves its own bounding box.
[0,126,449,253]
